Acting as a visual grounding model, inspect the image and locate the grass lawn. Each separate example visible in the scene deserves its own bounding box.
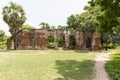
[105,48,120,80]
[0,50,98,80]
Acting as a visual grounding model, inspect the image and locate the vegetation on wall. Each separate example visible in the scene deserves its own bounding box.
[39,22,50,29]
[22,24,35,29]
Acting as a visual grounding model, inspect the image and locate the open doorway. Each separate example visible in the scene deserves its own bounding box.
[48,36,55,49]
[58,36,65,49]
[69,36,76,50]
[86,37,92,50]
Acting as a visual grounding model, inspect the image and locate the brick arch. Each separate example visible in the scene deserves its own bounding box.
[68,34,76,39]
[57,30,65,36]
[68,35,76,50]
[57,33,65,37]
[47,33,54,37]
[57,35,65,49]
[47,35,55,49]
[7,29,101,50]
[47,30,55,37]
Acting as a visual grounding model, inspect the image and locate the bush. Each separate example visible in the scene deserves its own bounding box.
[48,42,54,48]
[105,52,120,80]
[58,36,65,47]
[0,35,9,49]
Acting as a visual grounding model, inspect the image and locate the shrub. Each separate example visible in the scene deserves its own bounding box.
[105,52,120,80]
[48,42,54,48]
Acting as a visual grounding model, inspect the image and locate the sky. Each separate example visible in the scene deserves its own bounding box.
[0,0,89,35]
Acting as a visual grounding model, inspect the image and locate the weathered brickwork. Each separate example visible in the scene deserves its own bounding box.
[7,29,101,50]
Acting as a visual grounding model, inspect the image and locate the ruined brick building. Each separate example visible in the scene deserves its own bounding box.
[7,29,101,50]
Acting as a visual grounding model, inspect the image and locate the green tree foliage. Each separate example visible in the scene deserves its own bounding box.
[0,30,5,38]
[90,0,120,17]
[48,36,54,48]
[0,30,9,49]
[51,26,56,29]
[89,0,120,50]
[0,30,5,46]
[39,22,50,29]
[67,5,101,50]
[57,25,66,30]
[22,24,35,29]
[0,35,9,49]
[2,2,26,35]
[89,0,120,33]
[2,2,26,49]
[58,36,65,47]
[67,15,78,30]
[67,5,100,31]
[69,36,76,49]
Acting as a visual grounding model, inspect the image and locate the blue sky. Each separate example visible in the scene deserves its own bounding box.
[0,0,89,35]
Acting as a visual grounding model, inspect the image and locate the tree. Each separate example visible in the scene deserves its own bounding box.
[0,30,5,36]
[2,2,26,49]
[67,5,100,31]
[67,5,101,50]
[89,0,120,50]
[0,30,9,49]
[0,30,5,42]
[51,26,56,29]
[89,0,120,17]
[22,24,35,29]
[57,25,66,30]
[39,22,50,29]
[67,15,78,30]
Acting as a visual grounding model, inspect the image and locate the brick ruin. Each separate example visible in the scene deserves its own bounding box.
[7,29,101,50]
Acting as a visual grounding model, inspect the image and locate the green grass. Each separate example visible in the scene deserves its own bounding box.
[0,50,98,80]
[105,48,120,80]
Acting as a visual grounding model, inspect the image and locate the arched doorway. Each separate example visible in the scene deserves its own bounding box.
[48,36,55,49]
[58,36,65,49]
[86,37,92,50]
[69,36,76,50]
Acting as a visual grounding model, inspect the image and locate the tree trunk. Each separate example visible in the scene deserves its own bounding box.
[13,29,17,50]
[105,34,108,51]
[90,31,93,51]
[105,42,108,51]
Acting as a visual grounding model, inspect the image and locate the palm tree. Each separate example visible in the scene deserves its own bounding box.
[2,2,26,49]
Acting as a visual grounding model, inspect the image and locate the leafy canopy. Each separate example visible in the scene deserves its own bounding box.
[2,2,26,35]
[39,22,50,29]
[0,30,9,49]
[67,5,100,32]
[89,0,120,32]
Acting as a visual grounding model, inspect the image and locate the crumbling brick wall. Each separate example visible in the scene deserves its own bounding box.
[7,29,101,50]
